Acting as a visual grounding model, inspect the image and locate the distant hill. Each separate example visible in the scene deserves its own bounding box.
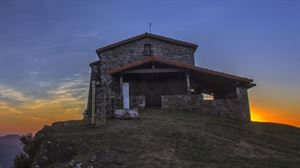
[18,109,300,168]
[0,134,22,168]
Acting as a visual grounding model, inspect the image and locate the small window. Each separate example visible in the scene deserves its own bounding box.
[144,44,152,56]
[236,87,240,95]
[202,93,214,100]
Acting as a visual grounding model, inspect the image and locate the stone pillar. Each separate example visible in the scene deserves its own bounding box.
[236,86,251,122]
[84,72,93,120]
[95,57,113,124]
[95,74,111,125]
[86,61,109,126]
[84,62,101,120]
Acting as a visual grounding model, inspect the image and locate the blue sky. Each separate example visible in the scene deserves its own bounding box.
[0,0,299,134]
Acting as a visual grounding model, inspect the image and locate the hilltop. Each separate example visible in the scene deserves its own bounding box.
[19,109,300,168]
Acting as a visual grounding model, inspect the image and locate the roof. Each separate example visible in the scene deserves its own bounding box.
[89,60,100,67]
[108,56,254,84]
[96,33,198,53]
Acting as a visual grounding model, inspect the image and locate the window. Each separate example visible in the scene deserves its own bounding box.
[236,87,240,95]
[144,44,152,56]
[202,93,214,100]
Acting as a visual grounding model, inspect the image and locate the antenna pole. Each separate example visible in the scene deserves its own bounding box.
[149,22,152,33]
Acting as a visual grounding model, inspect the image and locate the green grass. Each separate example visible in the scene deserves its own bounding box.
[34,108,300,168]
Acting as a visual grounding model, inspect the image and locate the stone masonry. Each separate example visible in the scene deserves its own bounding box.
[84,33,254,123]
[85,34,196,123]
[161,87,251,122]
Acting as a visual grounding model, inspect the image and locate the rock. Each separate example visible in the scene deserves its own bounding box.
[38,155,48,165]
[90,154,96,162]
[68,160,76,167]
[41,156,48,161]
[66,146,73,150]
[74,163,82,168]
[114,108,139,119]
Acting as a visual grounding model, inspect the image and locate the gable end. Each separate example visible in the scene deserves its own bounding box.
[96,32,198,54]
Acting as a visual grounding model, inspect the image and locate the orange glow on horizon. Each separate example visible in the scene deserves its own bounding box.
[0,98,84,136]
[1,97,300,135]
[0,110,83,136]
[250,109,264,122]
[250,106,300,128]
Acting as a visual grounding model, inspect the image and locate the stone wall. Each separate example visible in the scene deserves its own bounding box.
[162,94,192,111]
[130,96,145,109]
[161,87,251,122]
[99,37,195,70]
[87,37,196,119]
[113,96,145,109]
[84,61,111,125]
[85,35,253,123]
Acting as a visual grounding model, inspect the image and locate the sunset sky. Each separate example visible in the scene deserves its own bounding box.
[0,0,299,135]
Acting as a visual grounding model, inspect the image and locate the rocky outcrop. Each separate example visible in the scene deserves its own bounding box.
[114,108,139,119]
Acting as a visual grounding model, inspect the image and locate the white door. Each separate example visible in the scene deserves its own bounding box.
[123,82,130,109]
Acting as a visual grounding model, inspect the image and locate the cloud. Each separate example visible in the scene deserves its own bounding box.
[0,101,23,115]
[37,81,54,87]
[74,73,80,76]
[0,75,89,134]
[48,76,89,100]
[75,32,99,38]
[21,75,89,112]
[27,71,50,79]
[28,71,47,75]
[0,83,32,102]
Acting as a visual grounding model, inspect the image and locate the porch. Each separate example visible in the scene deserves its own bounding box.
[109,56,254,108]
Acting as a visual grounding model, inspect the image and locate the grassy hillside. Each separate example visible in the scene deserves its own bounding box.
[29,109,300,168]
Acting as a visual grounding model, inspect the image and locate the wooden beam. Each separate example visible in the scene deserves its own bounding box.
[120,74,123,96]
[91,80,96,125]
[123,68,184,74]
